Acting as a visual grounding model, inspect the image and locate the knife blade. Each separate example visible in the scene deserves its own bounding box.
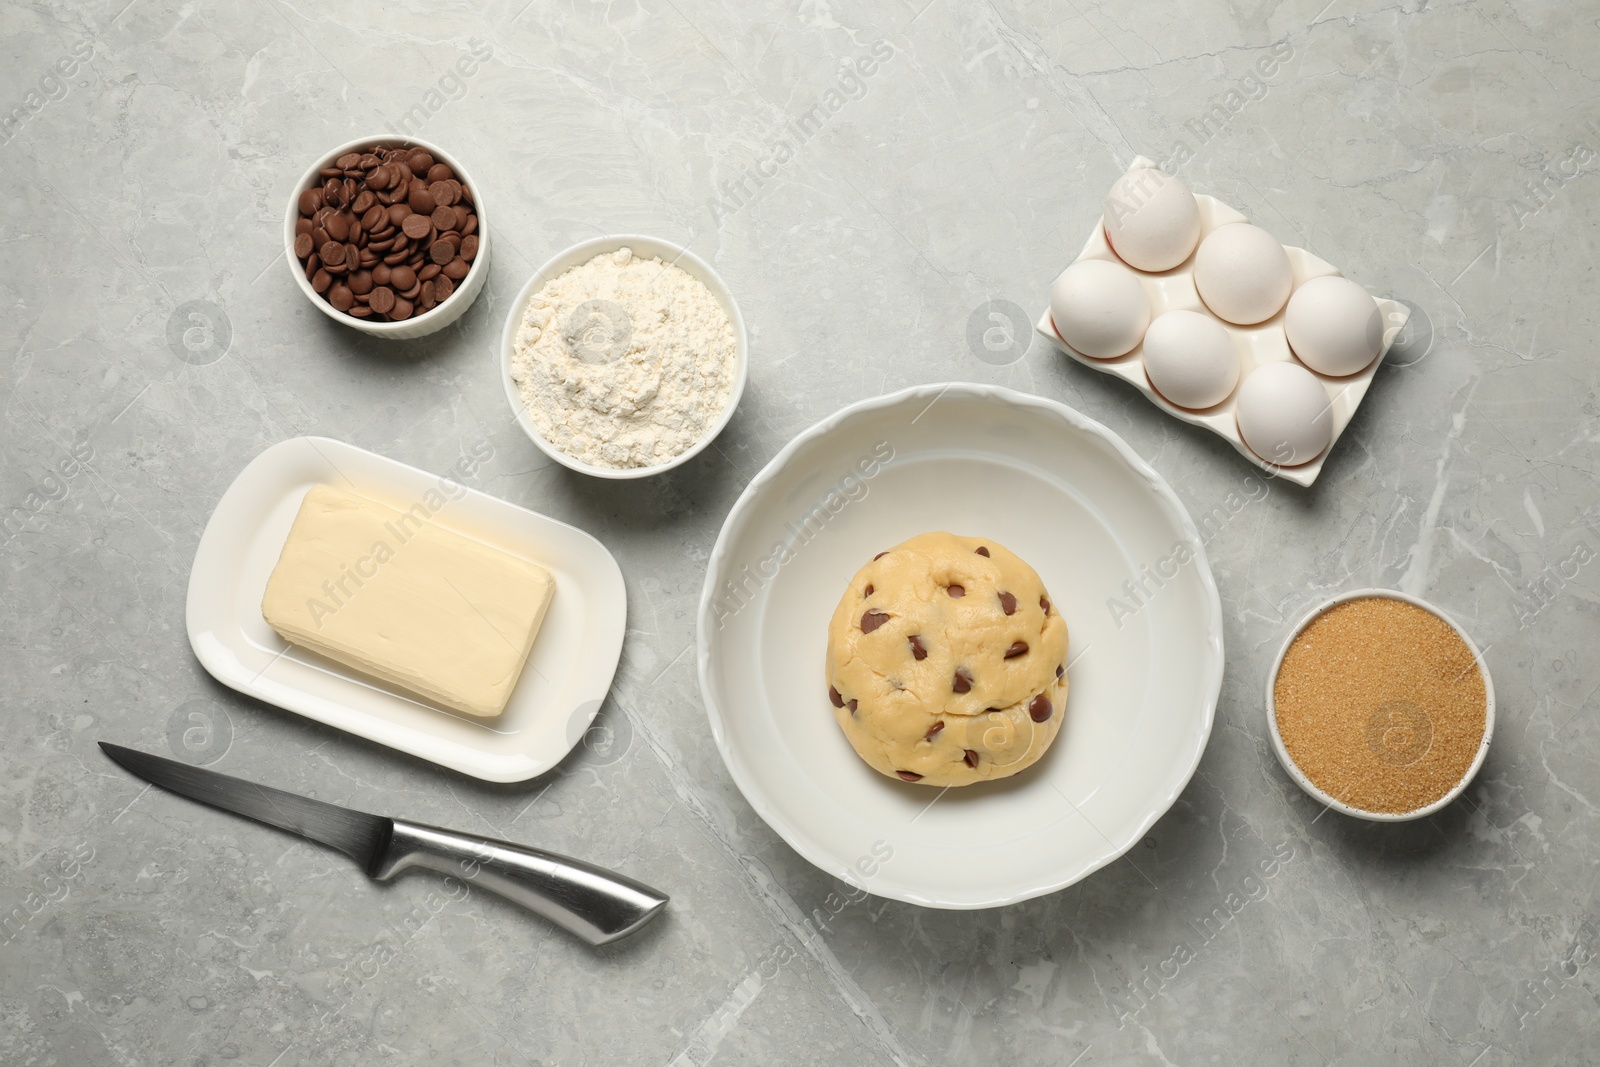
[99,742,667,946]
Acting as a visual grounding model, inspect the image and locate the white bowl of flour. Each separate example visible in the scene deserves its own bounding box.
[501,234,748,479]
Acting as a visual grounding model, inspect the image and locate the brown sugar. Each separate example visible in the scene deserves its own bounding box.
[1273,596,1488,815]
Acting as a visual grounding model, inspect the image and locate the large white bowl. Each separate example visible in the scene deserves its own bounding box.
[499,235,748,479]
[697,383,1224,908]
[283,134,491,340]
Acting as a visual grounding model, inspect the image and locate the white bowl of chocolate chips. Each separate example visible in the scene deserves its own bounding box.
[283,134,490,340]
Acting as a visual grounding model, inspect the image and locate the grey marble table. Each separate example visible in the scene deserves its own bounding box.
[3,1,1597,1064]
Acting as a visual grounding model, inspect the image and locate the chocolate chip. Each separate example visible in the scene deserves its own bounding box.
[293,232,313,258]
[975,546,990,557]
[328,283,354,312]
[964,749,979,768]
[390,264,417,291]
[829,686,844,708]
[1029,694,1052,722]
[1056,664,1065,679]
[325,212,349,241]
[999,591,1017,615]
[896,770,923,782]
[925,721,944,740]
[319,240,346,266]
[430,240,456,265]
[442,257,469,280]
[947,584,965,598]
[429,179,458,207]
[873,551,888,560]
[402,213,433,241]
[847,699,858,714]
[433,275,455,301]
[391,297,414,321]
[909,635,927,661]
[863,583,874,597]
[861,610,889,634]
[297,188,319,215]
[408,183,437,215]
[1004,641,1028,659]
[1041,596,1051,615]
[427,162,453,183]
[460,233,479,261]
[952,667,972,693]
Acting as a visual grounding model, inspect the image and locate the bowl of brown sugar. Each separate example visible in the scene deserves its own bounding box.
[1267,589,1493,821]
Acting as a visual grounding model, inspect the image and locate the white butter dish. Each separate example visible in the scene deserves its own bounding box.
[186,437,626,782]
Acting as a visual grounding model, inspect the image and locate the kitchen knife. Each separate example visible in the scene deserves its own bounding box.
[98,742,667,946]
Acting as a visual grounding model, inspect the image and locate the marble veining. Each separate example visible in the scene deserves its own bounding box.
[1,0,1596,1064]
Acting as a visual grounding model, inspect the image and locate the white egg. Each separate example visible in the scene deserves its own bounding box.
[1102,168,1201,272]
[1192,223,1293,325]
[1141,310,1240,409]
[1284,275,1383,376]
[1049,259,1150,359]
[1235,361,1333,466]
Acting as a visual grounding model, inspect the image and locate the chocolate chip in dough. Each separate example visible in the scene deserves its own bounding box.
[1056,664,1065,679]
[1040,595,1051,615]
[952,668,972,693]
[847,699,858,714]
[947,584,965,598]
[863,584,874,597]
[896,770,923,782]
[975,546,990,557]
[873,551,888,560]
[829,686,844,708]
[998,591,1017,615]
[1029,694,1052,722]
[1004,641,1029,659]
[925,721,944,740]
[861,610,890,634]
[908,635,927,661]
[963,749,979,768]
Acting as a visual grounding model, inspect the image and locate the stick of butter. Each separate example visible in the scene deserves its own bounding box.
[262,484,555,719]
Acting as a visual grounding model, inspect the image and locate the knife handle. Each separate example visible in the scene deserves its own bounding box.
[371,819,668,946]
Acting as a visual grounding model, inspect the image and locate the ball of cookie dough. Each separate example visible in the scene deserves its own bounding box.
[825,532,1070,787]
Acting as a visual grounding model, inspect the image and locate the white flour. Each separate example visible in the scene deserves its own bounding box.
[509,247,738,469]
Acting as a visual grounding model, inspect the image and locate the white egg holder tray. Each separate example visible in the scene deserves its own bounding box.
[1035,162,1409,488]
